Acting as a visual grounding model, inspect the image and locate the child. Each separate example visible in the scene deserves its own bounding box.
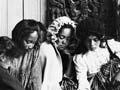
[0,36,24,90]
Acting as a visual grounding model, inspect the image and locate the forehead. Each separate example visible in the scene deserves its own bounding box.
[59,28,72,37]
[25,31,38,40]
[87,35,98,39]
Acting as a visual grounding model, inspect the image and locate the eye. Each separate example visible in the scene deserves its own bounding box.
[59,35,65,39]
[93,38,99,42]
[25,40,30,44]
[25,40,35,44]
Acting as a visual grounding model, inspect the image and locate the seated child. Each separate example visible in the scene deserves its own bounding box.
[0,36,24,90]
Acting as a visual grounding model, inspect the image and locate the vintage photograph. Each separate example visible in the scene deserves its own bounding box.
[0,0,120,90]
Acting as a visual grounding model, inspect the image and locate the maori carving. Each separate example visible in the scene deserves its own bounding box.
[47,0,104,23]
[47,0,118,39]
[65,0,88,22]
[116,0,120,40]
[47,0,66,25]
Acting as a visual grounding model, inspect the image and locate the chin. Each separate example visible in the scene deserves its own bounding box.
[91,48,97,51]
[58,47,65,51]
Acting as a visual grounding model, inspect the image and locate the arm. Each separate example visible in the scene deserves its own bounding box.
[63,54,73,78]
[107,39,120,58]
[73,55,90,90]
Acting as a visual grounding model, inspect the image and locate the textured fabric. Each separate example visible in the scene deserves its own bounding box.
[0,66,25,90]
[73,39,120,90]
[40,42,63,90]
[60,77,78,90]
[59,50,78,90]
[12,48,42,90]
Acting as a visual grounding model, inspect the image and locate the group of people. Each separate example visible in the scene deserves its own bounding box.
[0,16,120,90]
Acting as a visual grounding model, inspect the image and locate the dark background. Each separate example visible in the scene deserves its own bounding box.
[46,0,120,41]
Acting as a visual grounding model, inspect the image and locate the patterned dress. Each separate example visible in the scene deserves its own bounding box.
[73,39,120,90]
[12,48,42,90]
[0,54,25,90]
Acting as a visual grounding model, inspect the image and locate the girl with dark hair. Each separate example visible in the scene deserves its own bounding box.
[12,19,41,52]
[73,18,120,90]
[11,19,46,90]
[0,36,25,90]
[40,16,77,90]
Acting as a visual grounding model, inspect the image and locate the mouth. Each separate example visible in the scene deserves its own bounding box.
[24,46,32,51]
[58,45,66,49]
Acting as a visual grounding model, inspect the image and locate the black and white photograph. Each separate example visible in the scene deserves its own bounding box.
[0,0,120,90]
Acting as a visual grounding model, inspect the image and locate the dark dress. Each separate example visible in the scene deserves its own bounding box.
[0,66,25,90]
[59,50,78,90]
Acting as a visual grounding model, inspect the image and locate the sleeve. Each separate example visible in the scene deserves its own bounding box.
[108,39,120,58]
[73,55,90,90]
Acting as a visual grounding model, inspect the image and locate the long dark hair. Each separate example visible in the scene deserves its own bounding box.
[37,22,47,43]
[75,18,104,54]
[12,19,42,53]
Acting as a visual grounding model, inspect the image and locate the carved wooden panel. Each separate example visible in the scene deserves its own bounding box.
[47,0,118,39]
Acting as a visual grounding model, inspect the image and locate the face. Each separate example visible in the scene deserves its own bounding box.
[22,31,38,50]
[57,28,72,50]
[85,35,100,51]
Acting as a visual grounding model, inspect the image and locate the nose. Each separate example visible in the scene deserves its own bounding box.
[27,44,34,49]
[89,40,95,46]
[91,40,96,46]
[62,39,67,45]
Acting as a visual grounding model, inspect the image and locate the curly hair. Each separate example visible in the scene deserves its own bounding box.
[47,16,77,43]
[47,16,78,54]
[0,36,22,58]
[37,22,47,43]
[75,18,104,54]
[12,19,42,52]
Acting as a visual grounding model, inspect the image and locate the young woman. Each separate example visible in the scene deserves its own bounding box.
[40,16,77,90]
[0,36,25,90]
[73,18,120,90]
[11,19,46,90]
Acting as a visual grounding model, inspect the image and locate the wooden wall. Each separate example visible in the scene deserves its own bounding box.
[0,0,46,37]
